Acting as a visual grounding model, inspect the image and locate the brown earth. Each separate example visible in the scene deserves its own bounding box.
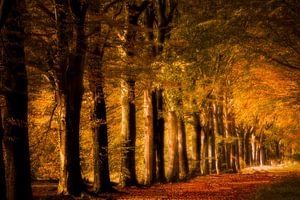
[32,171,300,200]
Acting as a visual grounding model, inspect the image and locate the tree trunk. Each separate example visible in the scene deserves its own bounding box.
[200,128,205,175]
[92,85,111,192]
[275,140,280,161]
[0,107,6,200]
[191,111,201,174]
[167,111,179,182]
[120,79,137,187]
[57,6,86,194]
[259,133,265,166]
[204,127,210,175]
[2,1,32,198]
[154,89,165,182]
[144,89,155,185]
[251,133,256,165]
[177,117,189,179]
[212,102,219,174]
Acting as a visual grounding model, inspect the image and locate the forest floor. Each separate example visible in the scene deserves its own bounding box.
[32,162,300,200]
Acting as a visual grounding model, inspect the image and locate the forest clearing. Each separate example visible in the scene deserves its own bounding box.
[0,0,300,200]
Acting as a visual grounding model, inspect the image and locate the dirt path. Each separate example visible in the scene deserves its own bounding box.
[32,170,300,200]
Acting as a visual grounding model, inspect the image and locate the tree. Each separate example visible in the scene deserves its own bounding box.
[55,0,88,195]
[1,0,32,199]
[88,1,112,193]
[119,0,149,187]
[0,102,6,200]
[166,111,179,182]
[143,0,178,184]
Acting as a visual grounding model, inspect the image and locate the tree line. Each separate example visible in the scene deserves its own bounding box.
[0,0,299,199]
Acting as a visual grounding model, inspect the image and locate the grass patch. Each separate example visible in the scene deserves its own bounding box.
[253,175,300,200]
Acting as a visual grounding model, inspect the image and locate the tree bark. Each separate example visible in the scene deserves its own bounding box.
[167,111,179,182]
[212,102,219,174]
[120,79,137,186]
[178,117,189,179]
[0,107,6,200]
[56,0,87,195]
[204,127,210,175]
[200,128,205,174]
[191,111,201,174]
[144,89,155,185]
[2,1,32,198]
[154,89,165,182]
[92,85,111,192]
[86,1,112,192]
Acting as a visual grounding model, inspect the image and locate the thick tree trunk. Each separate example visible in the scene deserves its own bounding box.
[167,111,179,182]
[275,140,280,161]
[259,133,265,166]
[200,128,205,174]
[0,107,6,200]
[92,85,111,192]
[87,3,111,192]
[144,89,155,185]
[154,89,165,182]
[223,99,231,170]
[245,131,251,166]
[177,117,189,179]
[58,54,84,196]
[204,127,210,175]
[191,111,201,174]
[2,2,32,199]
[120,79,137,187]
[58,10,86,195]
[251,133,256,165]
[212,102,219,174]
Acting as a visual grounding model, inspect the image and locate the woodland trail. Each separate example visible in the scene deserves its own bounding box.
[32,163,300,200]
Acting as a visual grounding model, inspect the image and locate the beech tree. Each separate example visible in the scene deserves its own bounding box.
[87,0,113,193]
[119,0,149,187]
[54,0,88,195]
[143,0,178,184]
[0,0,32,199]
